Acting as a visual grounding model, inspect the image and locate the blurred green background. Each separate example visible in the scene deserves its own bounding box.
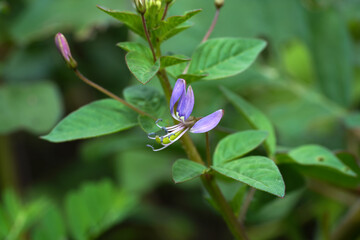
[0,0,360,239]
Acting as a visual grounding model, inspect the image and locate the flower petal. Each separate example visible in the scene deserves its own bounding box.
[190,109,224,133]
[170,79,186,113]
[177,86,194,120]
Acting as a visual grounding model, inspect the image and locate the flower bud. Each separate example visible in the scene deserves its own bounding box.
[215,0,224,9]
[134,0,146,14]
[55,33,77,69]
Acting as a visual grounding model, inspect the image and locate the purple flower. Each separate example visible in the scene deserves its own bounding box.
[147,79,224,151]
[54,33,77,69]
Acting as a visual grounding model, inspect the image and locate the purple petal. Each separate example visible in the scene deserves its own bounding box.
[55,33,71,61]
[177,86,194,120]
[190,109,224,133]
[170,79,186,113]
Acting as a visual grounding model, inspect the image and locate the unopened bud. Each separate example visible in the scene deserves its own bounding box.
[55,33,77,69]
[215,0,224,9]
[134,0,146,14]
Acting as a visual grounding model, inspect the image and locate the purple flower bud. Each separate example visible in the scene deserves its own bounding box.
[54,33,77,69]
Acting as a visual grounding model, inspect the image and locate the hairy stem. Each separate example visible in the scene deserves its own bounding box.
[201,8,220,43]
[161,2,170,20]
[74,69,155,119]
[141,14,157,62]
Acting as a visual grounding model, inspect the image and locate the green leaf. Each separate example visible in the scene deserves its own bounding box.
[160,55,190,68]
[117,42,152,58]
[123,85,166,116]
[220,87,276,157]
[42,99,138,142]
[188,38,266,80]
[212,156,285,197]
[97,6,145,38]
[213,130,268,166]
[126,51,160,84]
[178,73,208,83]
[65,180,136,240]
[288,145,356,177]
[31,203,66,240]
[155,9,202,41]
[0,81,63,135]
[172,159,207,183]
[311,9,353,107]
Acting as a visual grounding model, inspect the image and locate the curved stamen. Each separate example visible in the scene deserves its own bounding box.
[148,127,190,151]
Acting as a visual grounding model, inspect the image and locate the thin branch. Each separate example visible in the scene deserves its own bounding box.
[201,8,220,43]
[239,188,256,223]
[74,69,155,120]
[141,14,157,62]
[161,2,170,20]
[332,200,360,240]
[205,132,211,166]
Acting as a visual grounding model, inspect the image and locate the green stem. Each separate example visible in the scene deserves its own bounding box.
[141,14,157,62]
[74,69,156,120]
[156,62,247,239]
[239,187,256,223]
[202,173,248,240]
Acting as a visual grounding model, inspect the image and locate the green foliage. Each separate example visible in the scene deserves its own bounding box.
[65,180,136,240]
[213,130,268,166]
[31,203,66,240]
[288,145,356,176]
[310,9,353,107]
[98,6,145,38]
[221,87,276,157]
[172,159,207,183]
[212,156,285,197]
[155,9,202,42]
[117,42,152,58]
[187,38,266,80]
[0,81,63,135]
[0,190,47,240]
[125,51,160,84]
[160,55,190,68]
[42,99,138,142]
[344,112,360,129]
[124,85,170,132]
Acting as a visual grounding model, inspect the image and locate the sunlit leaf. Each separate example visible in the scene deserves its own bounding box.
[160,55,190,68]
[188,38,266,80]
[288,145,357,177]
[42,99,138,142]
[125,51,160,84]
[212,156,285,197]
[155,9,202,41]
[97,6,145,38]
[213,130,268,166]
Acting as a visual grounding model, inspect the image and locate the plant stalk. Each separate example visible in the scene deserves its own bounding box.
[141,14,157,62]
[201,8,220,43]
[202,173,248,240]
[74,69,155,120]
